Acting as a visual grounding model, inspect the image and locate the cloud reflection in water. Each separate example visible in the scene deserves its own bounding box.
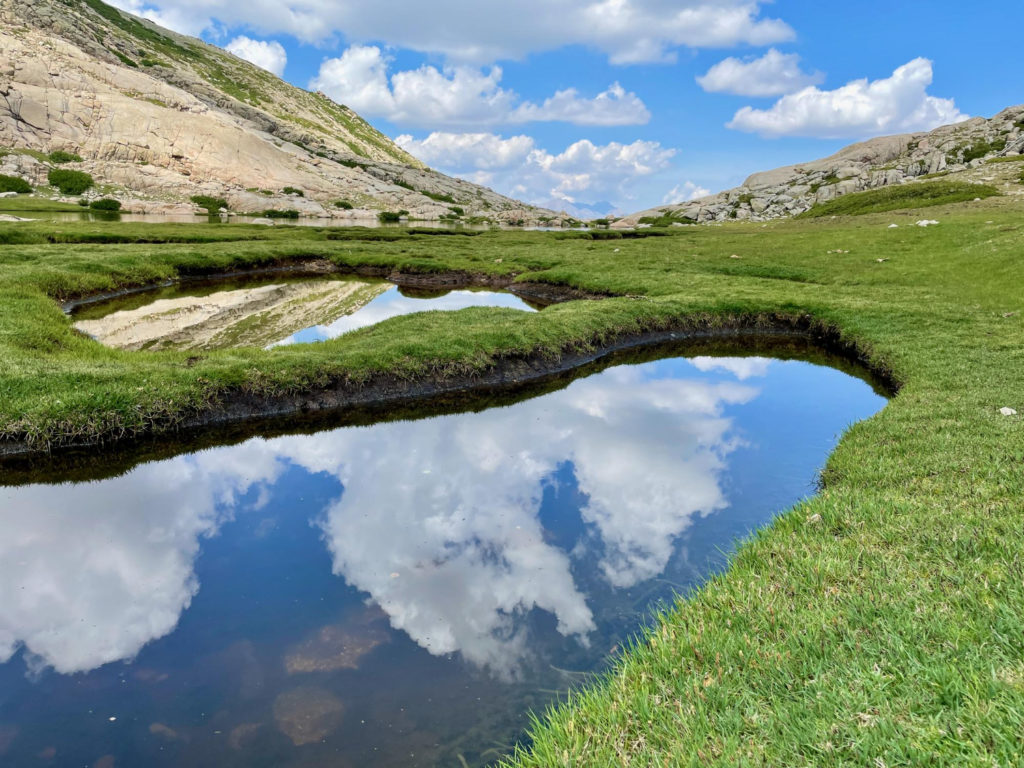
[0,358,763,677]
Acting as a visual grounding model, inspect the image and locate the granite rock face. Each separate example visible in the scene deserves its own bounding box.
[616,106,1024,226]
[0,0,563,224]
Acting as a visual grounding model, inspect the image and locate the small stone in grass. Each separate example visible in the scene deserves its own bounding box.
[1000,407,1018,417]
[806,513,822,525]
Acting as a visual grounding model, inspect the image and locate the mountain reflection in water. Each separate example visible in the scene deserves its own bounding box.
[0,355,886,767]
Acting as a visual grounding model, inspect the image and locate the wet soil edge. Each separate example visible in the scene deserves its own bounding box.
[0,312,900,469]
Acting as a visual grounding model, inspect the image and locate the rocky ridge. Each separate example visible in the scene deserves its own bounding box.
[616,105,1024,226]
[0,0,561,223]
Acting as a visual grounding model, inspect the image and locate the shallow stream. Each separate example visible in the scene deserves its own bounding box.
[0,349,886,767]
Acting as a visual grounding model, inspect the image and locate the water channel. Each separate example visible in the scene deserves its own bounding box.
[0,345,887,767]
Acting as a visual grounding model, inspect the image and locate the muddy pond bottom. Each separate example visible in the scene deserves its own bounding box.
[0,353,887,767]
[71,274,542,351]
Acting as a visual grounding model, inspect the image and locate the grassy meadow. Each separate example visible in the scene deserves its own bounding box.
[0,192,1022,764]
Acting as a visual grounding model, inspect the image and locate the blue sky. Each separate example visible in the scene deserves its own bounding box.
[110,0,1021,216]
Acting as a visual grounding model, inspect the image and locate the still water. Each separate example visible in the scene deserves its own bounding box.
[0,353,886,767]
[71,275,541,351]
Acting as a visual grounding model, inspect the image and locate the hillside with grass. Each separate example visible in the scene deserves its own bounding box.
[617,105,1024,226]
[0,0,560,224]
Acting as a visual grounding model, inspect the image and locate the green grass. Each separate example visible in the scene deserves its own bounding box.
[985,154,1024,165]
[799,180,1001,218]
[0,197,85,212]
[0,196,1023,765]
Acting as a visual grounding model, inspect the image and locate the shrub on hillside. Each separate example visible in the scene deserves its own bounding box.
[281,187,305,197]
[0,174,32,194]
[422,189,456,204]
[334,200,354,209]
[377,210,409,223]
[49,150,84,164]
[191,195,228,214]
[47,169,94,195]
[89,198,122,211]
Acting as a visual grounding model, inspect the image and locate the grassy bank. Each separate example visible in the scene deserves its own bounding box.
[1,196,1023,763]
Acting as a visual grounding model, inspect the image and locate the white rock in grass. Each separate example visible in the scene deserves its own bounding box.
[999,407,1018,416]
[916,219,940,227]
[888,223,899,228]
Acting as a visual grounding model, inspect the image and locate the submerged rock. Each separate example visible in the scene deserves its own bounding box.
[273,687,345,746]
[284,623,390,675]
[227,723,262,751]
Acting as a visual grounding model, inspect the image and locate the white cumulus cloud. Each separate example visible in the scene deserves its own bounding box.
[310,46,648,128]
[697,49,823,97]
[225,36,287,76]
[727,57,968,139]
[105,1,793,65]
[510,83,650,126]
[662,181,711,204]
[396,132,676,214]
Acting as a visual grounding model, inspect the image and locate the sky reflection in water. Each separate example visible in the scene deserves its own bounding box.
[0,355,885,767]
[274,286,538,346]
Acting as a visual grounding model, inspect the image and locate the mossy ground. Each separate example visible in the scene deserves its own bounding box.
[1,195,1023,764]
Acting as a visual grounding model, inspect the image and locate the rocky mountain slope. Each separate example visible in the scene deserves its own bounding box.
[0,0,560,223]
[616,105,1024,226]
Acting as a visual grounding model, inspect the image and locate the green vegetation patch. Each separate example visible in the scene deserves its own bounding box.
[261,209,300,219]
[377,210,407,223]
[190,195,228,214]
[48,150,84,164]
[0,175,32,194]
[985,154,1024,164]
[88,198,122,211]
[334,200,354,210]
[959,137,1008,163]
[281,187,305,197]
[800,180,1000,218]
[47,169,95,195]
[421,189,457,204]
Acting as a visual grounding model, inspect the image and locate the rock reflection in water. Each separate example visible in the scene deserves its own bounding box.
[0,354,887,767]
[72,275,541,352]
[74,278,391,351]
